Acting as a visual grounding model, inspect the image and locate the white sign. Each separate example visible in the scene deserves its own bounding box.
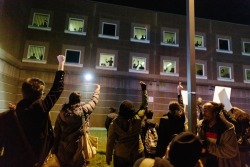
[181,90,188,105]
[213,86,232,111]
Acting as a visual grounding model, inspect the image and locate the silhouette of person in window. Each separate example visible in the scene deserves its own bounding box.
[134,35,138,40]
[29,53,37,59]
[106,57,114,66]
[139,64,144,70]
[141,35,146,40]
[40,54,43,60]
[133,60,139,69]
[164,67,168,72]
[42,20,48,27]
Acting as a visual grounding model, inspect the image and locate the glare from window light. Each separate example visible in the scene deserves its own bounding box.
[84,73,93,81]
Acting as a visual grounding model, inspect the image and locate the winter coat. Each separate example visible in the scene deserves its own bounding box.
[52,86,100,167]
[197,119,241,167]
[106,89,148,165]
[156,112,185,158]
[15,70,64,166]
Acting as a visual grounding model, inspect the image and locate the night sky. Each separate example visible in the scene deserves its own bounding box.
[91,0,250,25]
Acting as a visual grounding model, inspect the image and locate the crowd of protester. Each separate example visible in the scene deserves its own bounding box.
[0,58,249,167]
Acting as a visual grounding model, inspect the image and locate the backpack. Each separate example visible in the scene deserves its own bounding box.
[144,126,158,154]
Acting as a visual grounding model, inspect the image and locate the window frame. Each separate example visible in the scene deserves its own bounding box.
[65,49,81,65]
[195,33,207,51]
[64,14,87,36]
[28,9,52,31]
[130,23,150,44]
[160,56,179,76]
[98,19,119,40]
[62,44,84,67]
[129,52,149,74]
[96,49,118,71]
[22,41,49,64]
[242,41,250,56]
[216,36,233,54]
[160,27,179,47]
[195,62,207,79]
[217,63,234,82]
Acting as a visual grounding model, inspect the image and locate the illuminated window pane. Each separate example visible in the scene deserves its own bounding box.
[32,13,49,27]
[65,49,81,64]
[244,42,250,53]
[99,53,115,67]
[102,23,116,36]
[68,18,84,32]
[132,57,146,70]
[163,60,175,73]
[163,32,176,44]
[134,27,147,40]
[219,66,231,79]
[27,45,45,60]
[196,64,204,76]
[245,69,250,80]
[195,35,203,47]
[218,39,229,51]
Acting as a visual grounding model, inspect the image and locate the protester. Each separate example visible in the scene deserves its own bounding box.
[10,55,65,166]
[52,85,100,167]
[197,101,241,167]
[106,81,148,167]
[141,110,159,158]
[196,97,203,121]
[156,101,185,158]
[165,131,203,167]
[229,107,250,167]
[105,107,118,134]
[176,82,183,106]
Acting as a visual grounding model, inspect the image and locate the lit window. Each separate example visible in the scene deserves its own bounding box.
[219,66,231,79]
[163,31,176,45]
[27,45,45,60]
[195,35,203,47]
[129,53,149,74]
[163,60,176,73]
[64,14,87,36]
[99,53,115,67]
[96,49,117,71]
[134,27,147,40]
[65,49,81,64]
[22,41,48,64]
[28,12,51,31]
[68,18,84,32]
[161,28,179,47]
[130,24,150,43]
[132,57,146,70]
[196,63,204,76]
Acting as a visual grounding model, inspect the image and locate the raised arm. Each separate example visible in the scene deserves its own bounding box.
[42,55,65,112]
[136,81,148,118]
[81,84,100,115]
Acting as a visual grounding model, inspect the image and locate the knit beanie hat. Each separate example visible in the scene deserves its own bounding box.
[119,100,135,119]
[168,131,202,167]
[133,157,173,167]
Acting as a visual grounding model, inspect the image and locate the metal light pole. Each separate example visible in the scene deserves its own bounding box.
[186,0,197,133]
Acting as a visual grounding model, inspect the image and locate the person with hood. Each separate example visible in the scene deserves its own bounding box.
[155,101,185,158]
[52,84,100,167]
[197,101,241,167]
[106,81,148,167]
